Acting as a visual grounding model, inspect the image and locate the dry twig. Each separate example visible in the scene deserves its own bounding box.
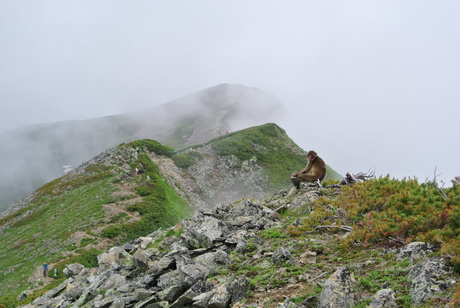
[341,170,375,185]
[389,237,405,245]
[311,271,329,287]
[325,170,375,189]
[426,167,447,200]
[305,225,353,233]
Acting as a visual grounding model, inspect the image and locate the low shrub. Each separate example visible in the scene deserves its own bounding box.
[128,139,175,157]
[291,176,460,270]
[101,225,123,238]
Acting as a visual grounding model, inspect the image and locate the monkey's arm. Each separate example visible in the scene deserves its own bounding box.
[298,162,312,175]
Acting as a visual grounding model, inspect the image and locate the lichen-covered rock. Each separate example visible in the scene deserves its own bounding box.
[97,247,134,272]
[180,212,224,249]
[318,266,355,308]
[367,288,397,308]
[277,298,304,308]
[396,242,436,262]
[272,247,293,265]
[194,250,231,274]
[297,250,317,265]
[193,277,250,308]
[63,263,85,277]
[407,257,455,305]
[132,249,149,272]
[170,280,214,308]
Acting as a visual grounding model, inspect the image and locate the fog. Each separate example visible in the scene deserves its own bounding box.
[0,84,283,212]
[1,1,459,206]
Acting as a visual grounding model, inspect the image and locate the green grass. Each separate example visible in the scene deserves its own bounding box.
[0,173,114,300]
[96,151,194,242]
[128,139,175,157]
[0,143,194,305]
[171,151,204,168]
[195,123,342,190]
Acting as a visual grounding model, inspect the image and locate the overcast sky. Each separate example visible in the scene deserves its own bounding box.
[1,1,459,185]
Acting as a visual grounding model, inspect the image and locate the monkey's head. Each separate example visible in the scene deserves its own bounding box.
[307,150,317,161]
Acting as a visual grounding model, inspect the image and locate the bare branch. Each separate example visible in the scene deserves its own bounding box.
[335,170,375,186]
[389,237,405,245]
[305,225,353,233]
[425,167,447,200]
[311,271,329,286]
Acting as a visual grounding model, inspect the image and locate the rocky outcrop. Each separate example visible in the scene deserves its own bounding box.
[407,257,455,305]
[151,148,269,211]
[18,187,459,308]
[318,267,355,308]
[22,200,276,308]
[395,241,455,306]
[367,289,397,308]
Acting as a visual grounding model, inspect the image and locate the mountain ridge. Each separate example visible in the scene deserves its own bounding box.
[2,162,460,307]
[0,84,283,211]
[0,123,343,304]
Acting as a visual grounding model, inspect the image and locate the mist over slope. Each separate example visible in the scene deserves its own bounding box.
[0,84,282,212]
[1,126,458,306]
[0,123,341,301]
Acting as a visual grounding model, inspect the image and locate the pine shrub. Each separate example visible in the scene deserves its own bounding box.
[293,176,460,270]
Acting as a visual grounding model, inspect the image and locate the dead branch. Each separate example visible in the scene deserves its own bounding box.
[389,236,405,245]
[335,169,375,186]
[305,225,353,233]
[311,271,329,287]
[425,167,447,200]
[324,170,374,189]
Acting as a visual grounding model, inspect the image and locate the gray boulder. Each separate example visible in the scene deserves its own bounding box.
[18,201,277,308]
[318,266,355,308]
[193,277,250,308]
[367,288,397,308]
[194,250,231,274]
[408,257,455,305]
[396,242,435,262]
[63,263,85,277]
[272,247,293,265]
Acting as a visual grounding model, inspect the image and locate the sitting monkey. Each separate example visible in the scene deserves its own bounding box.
[291,150,326,188]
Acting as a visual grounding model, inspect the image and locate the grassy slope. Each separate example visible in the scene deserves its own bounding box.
[0,124,342,306]
[0,143,192,305]
[198,123,342,189]
[0,171,113,303]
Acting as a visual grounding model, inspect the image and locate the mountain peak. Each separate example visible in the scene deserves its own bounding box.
[0,85,283,211]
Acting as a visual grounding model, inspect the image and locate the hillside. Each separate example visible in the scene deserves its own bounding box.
[4,176,460,307]
[0,84,283,211]
[0,123,342,305]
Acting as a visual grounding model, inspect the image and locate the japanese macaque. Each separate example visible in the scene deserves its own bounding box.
[291,150,327,188]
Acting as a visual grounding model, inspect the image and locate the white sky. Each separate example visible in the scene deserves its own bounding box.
[0,1,459,185]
